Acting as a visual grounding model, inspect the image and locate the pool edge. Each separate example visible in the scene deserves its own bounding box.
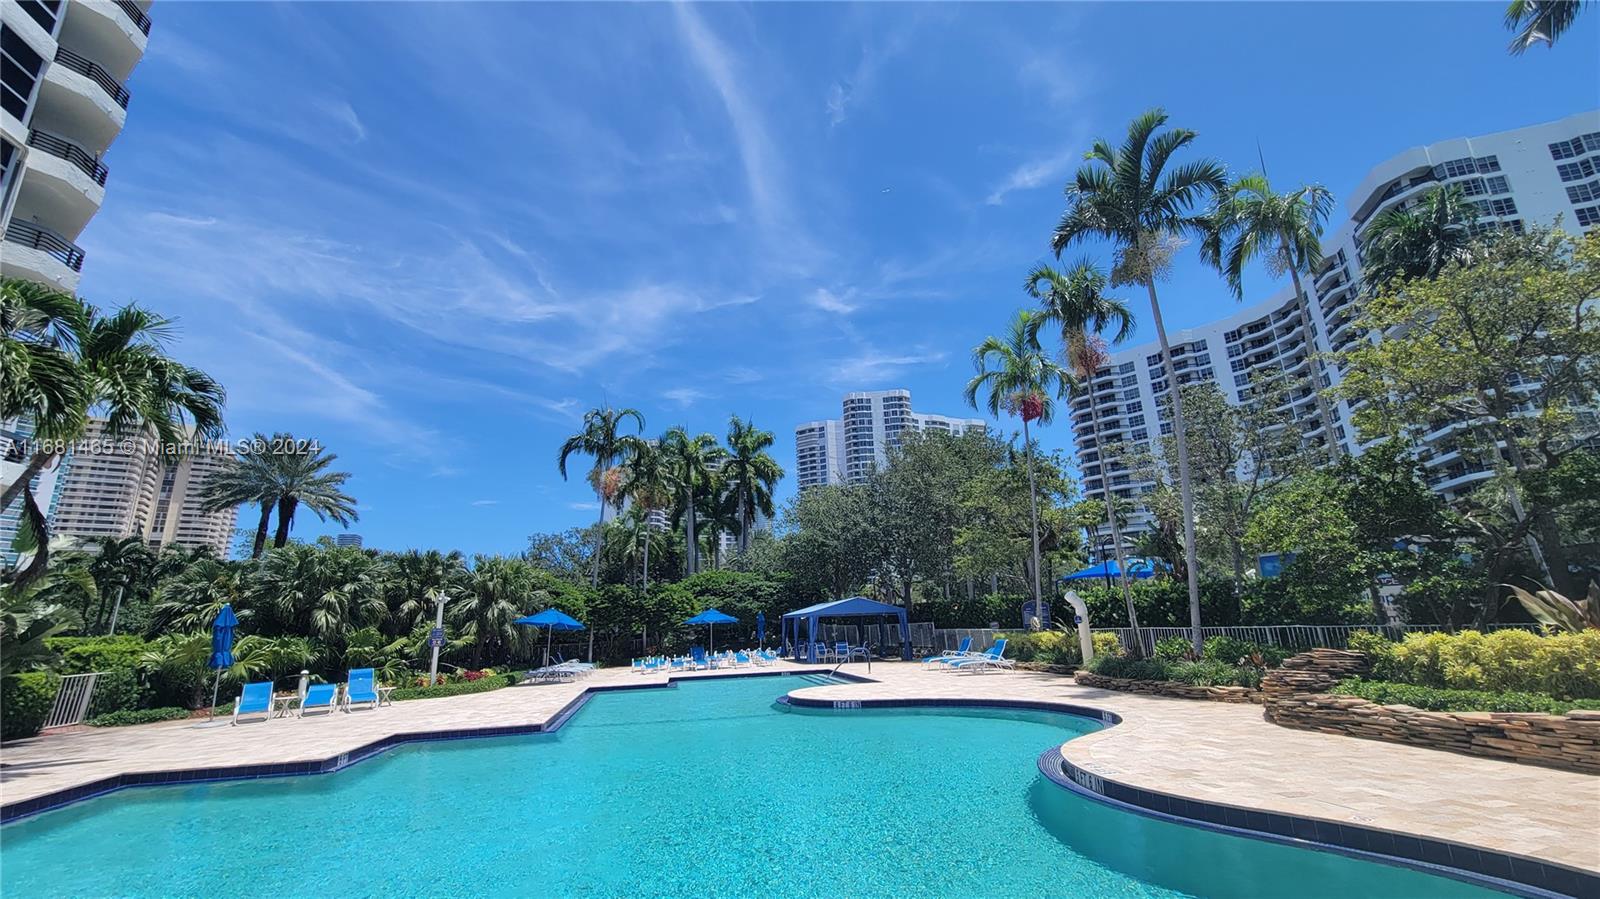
[780,692,1596,899]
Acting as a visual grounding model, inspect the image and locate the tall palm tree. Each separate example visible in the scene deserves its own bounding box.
[557,406,646,587]
[1202,174,1342,461]
[200,432,283,558]
[1051,107,1225,654]
[1505,0,1588,53]
[1025,260,1145,649]
[150,558,247,634]
[1360,184,1480,291]
[661,427,725,576]
[721,416,784,553]
[250,542,384,645]
[85,536,154,634]
[964,309,1075,608]
[265,440,359,549]
[618,439,675,594]
[454,555,534,668]
[381,549,468,636]
[1,297,226,527]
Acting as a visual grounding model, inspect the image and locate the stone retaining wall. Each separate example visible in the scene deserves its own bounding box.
[1261,648,1600,775]
[1074,671,1264,704]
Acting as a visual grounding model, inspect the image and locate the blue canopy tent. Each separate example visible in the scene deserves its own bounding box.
[515,609,585,667]
[781,597,911,662]
[685,608,738,653]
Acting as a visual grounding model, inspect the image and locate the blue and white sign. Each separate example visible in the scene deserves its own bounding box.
[427,627,445,649]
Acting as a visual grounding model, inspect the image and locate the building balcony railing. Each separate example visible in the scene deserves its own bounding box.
[53,46,130,109]
[113,0,152,35]
[26,129,109,186]
[5,219,86,271]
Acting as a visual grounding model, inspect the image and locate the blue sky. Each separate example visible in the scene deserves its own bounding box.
[75,2,1599,555]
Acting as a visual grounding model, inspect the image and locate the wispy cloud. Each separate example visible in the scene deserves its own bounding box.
[663,387,709,407]
[984,149,1080,206]
[825,349,949,387]
[471,499,500,507]
[568,501,600,512]
[316,98,367,143]
[808,287,858,315]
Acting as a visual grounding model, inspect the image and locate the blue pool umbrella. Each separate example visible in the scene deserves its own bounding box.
[206,604,238,722]
[685,608,738,653]
[756,612,766,648]
[515,609,585,667]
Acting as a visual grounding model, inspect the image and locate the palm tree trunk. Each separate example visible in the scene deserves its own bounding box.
[685,489,697,576]
[0,451,54,512]
[1285,258,1342,462]
[1021,416,1044,607]
[273,496,299,547]
[251,502,272,558]
[642,522,651,594]
[1145,281,1205,655]
[591,498,605,588]
[1086,382,1142,647]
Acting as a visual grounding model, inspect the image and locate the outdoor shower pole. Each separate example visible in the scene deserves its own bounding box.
[428,590,447,687]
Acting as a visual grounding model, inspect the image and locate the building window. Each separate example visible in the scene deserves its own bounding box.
[1131,428,1148,441]
[2,28,45,122]
[1125,400,1142,413]
[1549,136,1599,160]
[1576,205,1600,228]
[1485,175,1510,194]
[1117,362,1134,374]
[1159,422,1173,436]
[1557,158,1597,182]
[1567,179,1600,204]
[1122,388,1139,401]
[1474,155,1501,173]
[1128,414,1144,427]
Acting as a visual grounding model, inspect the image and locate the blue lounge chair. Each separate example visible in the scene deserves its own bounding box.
[344,668,379,712]
[299,683,337,717]
[923,637,972,667]
[232,681,273,726]
[950,639,1013,673]
[691,646,710,670]
[735,651,752,667]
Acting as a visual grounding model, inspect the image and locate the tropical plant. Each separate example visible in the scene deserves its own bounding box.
[381,549,468,636]
[721,416,783,554]
[150,558,248,634]
[1360,184,1480,291]
[558,406,646,586]
[1051,107,1226,654]
[661,427,725,577]
[200,433,282,558]
[262,438,358,548]
[1504,0,1588,53]
[250,544,385,646]
[0,580,80,676]
[1507,581,1600,632]
[618,439,675,593]
[964,309,1075,606]
[1025,259,1142,650]
[1,277,85,462]
[1202,173,1341,460]
[453,555,537,667]
[83,536,155,634]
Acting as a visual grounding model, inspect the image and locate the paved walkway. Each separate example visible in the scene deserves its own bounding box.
[2,662,1596,875]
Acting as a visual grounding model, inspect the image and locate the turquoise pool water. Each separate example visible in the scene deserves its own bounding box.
[1,674,1502,898]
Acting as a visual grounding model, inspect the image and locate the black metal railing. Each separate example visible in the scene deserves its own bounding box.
[53,47,130,109]
[4,220,85,272]
[113,0,152,35]
[26,129,108,186]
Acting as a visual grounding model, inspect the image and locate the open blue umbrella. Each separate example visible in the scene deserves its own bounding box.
[756,612,766,648]
[206,604,238,722]
[515,608,585,667]
[685,608,738,654]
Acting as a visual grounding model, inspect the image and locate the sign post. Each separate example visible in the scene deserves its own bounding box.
[427,589,448,687]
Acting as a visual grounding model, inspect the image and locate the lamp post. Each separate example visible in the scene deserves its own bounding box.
[427,588,448,687]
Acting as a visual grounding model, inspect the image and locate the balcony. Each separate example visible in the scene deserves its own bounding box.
[54,46,129,109]
[2,220,84,291]
[27,129,108,185]
[114,0,151,35]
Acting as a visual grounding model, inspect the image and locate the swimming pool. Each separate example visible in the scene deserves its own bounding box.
[1,674,1505,897]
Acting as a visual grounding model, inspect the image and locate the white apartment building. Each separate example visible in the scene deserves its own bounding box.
[1073,111,1600,556]
[2,0,149,292]
[48,418,237,556]
[334,533,363,548]
[796,389,986,489]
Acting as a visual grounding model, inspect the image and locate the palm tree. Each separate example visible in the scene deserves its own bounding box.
[1360,184,1480,291]
[618,439,675,594]
[381,549,468,636]
[200,433,283,558]
[1505,0,1588,53]
[661,427,725,576]
[1025,261,1145,649]
[557,406,646,587]
[85,536,154,634]
[964,309,1075,608]
[453,556,534,668]
[1051,107,1224,654]
[250,543,384,645]
[150,558,247,634]
[267,439,359,548]
[1202,174,1342,461]
[721,416,784,553]
[1,278,85,466]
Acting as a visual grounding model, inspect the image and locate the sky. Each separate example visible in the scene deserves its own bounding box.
[74,1,1600,556]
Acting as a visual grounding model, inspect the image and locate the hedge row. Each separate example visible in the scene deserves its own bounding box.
[1332,677,1600,715]
[1,673,58,741]
[1349,629,1600,699]
[87,707,192,728]
[1086,654,1262,689]
[389,673,519,702]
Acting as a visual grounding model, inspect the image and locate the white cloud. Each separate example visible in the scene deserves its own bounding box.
[316,99,368,143]
[663,387,709,408]
[984,149,1081,206]
[722,366,762,384]
[471,499,500,507]
[568,501,600,511]
[809,287,857,315]
[826,349,948,386]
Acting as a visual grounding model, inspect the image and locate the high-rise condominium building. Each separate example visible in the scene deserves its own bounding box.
[3,0,149,292]
[1073,111,1600,557]
[796,389,986,489]
[48,418,237,556]
[334,533,363,548]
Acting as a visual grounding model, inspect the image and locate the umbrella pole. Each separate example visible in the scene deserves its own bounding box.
[208,668,222,722]
[545,628,552,668]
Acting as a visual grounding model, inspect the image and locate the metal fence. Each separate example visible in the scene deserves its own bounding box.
[1091,623,1536,656]
[43,673,102,730]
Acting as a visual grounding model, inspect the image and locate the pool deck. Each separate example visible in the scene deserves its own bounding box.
[2,662,1596,881]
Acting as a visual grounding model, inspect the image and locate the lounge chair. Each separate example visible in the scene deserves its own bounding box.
[691,647,710,670]
[344,668,380,712]
[232,681,273,726]
[834,642,850,662]
[848,645,870,662]
[735,651,752,667]
[922,637,973,667]
[299,683,338,717]
[950,639,1013,673]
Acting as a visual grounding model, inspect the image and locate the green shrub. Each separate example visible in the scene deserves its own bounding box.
[87,667,148,717]
[997,631,1076,665]
[1169,660,1262,689]
[389,673,517,702]
[45,635,149,674]
[1375,629,1600,699]
[1202,636,1288,668]
[1153,635,1194,662]
[1,673,58,741]
[1333,678,1600,715]
[1091,632,1123,659]
[87,707,191,727]
[1087,655,1170,681]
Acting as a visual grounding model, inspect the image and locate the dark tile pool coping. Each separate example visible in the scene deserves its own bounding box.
[780,692,1597,899]
[0,668,864,826]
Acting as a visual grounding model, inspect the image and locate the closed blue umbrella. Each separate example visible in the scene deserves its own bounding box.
[685,608,737,654]
[515,609,585,667]
[206,604,238,722]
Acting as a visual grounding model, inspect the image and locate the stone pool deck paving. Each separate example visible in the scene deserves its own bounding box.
[2,662,1596,879]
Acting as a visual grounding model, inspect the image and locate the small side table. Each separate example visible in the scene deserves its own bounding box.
[271,694,301,719]
[377,686,396,707]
